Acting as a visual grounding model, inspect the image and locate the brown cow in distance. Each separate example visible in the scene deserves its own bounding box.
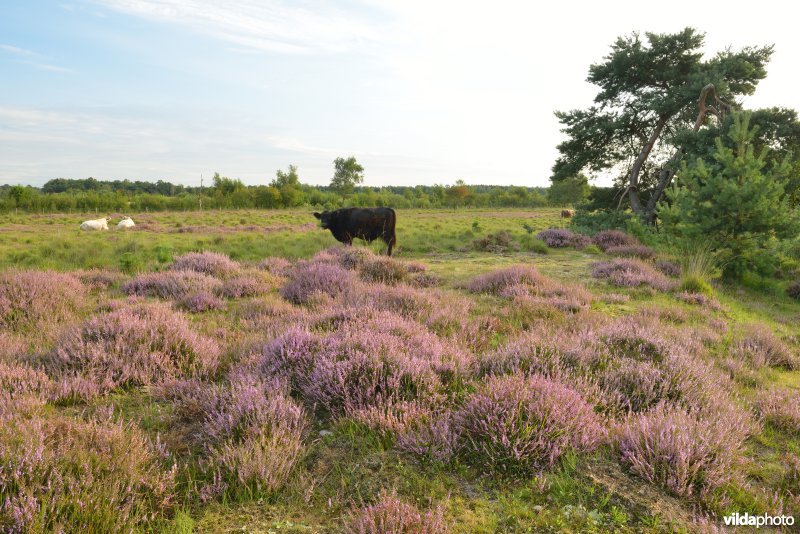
[561,209,574,218]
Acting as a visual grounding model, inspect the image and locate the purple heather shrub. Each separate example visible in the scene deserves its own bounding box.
[47,302,220,394]
[257,256,292,276]
[344,489,450,534]
[536,228,591,249]
[0,416,175,532]
[602,293,631,304]
[467,265,545,295]
[718,357,761,387]
[179,291,225,313]
[409,272,441,288]
[617,402,752,498]
[349,400,432,436]
[169,251,240,278]
[638,303,690,324]
[731,324,799,370]
[0,270,86,333]
[456,374,606,474]
[359,257,408,285]
[591,259,675,291]
[397,412,459,463]
[218,272,273,299]
[403,261,427,273]
[0,332,26,360]
[591,230,638,251]
[251,327,322,389]
[280,261,356,304]
[75,268,127,290]
[122,270,223,300]
[606,244,657,260]
[755,389,800,433]
[677,291,722,310]
[0,360,53,402]
[655,259,682,278]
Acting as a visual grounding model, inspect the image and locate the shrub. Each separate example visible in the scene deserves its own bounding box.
[344,489,449,534]
[456,374,605,474]
[360,257,408,285]
[179,291,224,313]
[591,230,638,251]
[0,270,86,333]
[536,228,590,249]
[472,231,519,253]
[410,272,441,288]
[219,273,272,298]
[75,269,127,290]
[655,260,682,277]
[280,262,356,305]
[47,303,221,394]
[755,389,800,433]
[591,259,674,291]
[257,256,292,275]
[676,291,721,310]
[731,324,799,370]
[786,280,800,300]
[397,412,459,463]
[0,416,175,532]
[169,251,240,278]
[467,265,545,295]
[606,244,656,260]
[618,403,751,498]
[122,271,223,300]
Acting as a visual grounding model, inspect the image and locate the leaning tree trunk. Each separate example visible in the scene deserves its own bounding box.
[623,116,668,216]
[643,84,729,223]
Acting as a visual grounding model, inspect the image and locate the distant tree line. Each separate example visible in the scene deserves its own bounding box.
[0,169,586,214]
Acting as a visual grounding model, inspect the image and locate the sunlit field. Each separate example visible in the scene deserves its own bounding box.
[1,208,799,532]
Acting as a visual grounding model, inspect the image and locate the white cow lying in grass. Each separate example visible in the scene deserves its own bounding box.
[117,217,135,229]
[80,217,109,231]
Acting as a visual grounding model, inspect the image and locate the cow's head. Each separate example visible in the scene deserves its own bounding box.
[313,211,333,229]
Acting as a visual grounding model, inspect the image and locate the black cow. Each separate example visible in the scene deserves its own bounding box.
[313,207,397,256]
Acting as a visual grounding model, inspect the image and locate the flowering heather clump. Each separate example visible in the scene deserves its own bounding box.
[536,228,589,249]
[591,230,638,251]
[344,489,450,534]
[677,291,722,310]
[349,400,432,436]
[325,246,376,270]
[719,358,761,387]
[169,251,240,278]
[359,257,408,285]
[0,416,175,532]
[472,231,519,253]
[47,302,220,394]
[655,259,682,277]
[591,259,675,291]
[732,324,799,370]
[397,412,459,463]
[606,244,657,260]
[404,261,427,273]
[602,293,631,304]
[755,389,800,433]
[75,268,127,290]
[0,270,86,333]
[467,265,545,295]
[257,256,293,275]
[179,291,225,313]
[617,403,752,498]
[410,272,441,288]
[280,261,356,304]
[219,272,273,298]
[122,270,223,300]
[0,332,26,360]
[0,360,53,402]
[456,374,606,474]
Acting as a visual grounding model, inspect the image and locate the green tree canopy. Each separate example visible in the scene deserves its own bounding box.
[331,156,365,196]
[551,28,773,222]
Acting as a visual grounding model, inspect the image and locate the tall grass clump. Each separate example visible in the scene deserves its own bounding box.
[618,403,753,498]
[0,416,175,532]
[169,251,240,278]
[679,246,716,295]
[344,489,450,534]
[456,374,606,474]
[47,302,221,395]
[0,270,86,333]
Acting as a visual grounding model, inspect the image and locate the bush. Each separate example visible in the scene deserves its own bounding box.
[472,231,519,253]
[280,262,356,305]
[618,403,752,498]
[467,266,545,295]
[755,389,800,433]
[0,416,175,532]
[456,374,605,474]
[731,324,799,370]
[257,256,292,275]
[0,270,86,333]
[47,303,221,394]
[536,228,590,249]
[360,257,408,285]
[218,273,273,298]
[179,291,224,313]
[606,244,656,260]
[344,489,449,534]
[591,230,638,251]
[169,251,240,278]
[655,260,682,277]
[787,280,800,300]
[591,259,674,291]
[122,271,223,300]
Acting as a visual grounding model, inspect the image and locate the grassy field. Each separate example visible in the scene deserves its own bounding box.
[1,208,799,533]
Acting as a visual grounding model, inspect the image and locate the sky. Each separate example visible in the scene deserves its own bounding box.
[1,1,799,188]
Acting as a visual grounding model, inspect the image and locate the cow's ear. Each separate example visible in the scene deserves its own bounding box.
[313,212,321,219]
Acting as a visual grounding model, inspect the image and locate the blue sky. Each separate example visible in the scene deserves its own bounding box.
[2,1,798,188]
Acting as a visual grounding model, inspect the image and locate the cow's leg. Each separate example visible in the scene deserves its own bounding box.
[385,235,396,257]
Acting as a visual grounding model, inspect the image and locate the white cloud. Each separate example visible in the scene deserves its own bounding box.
[89,0,387,54]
